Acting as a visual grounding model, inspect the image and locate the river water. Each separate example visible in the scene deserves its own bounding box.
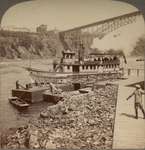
[0,58,144,132]
[0,63,52,132]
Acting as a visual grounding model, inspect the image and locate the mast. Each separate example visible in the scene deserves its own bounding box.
[74,32,84,63]
[29,44,32,68]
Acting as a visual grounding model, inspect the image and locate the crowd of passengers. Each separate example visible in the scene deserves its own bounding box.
[85,56,120,63]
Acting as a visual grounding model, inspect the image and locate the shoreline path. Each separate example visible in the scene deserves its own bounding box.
[113,75,145,149]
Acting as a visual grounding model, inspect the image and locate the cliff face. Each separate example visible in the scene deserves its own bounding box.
[0,30,96,59]
[0,29,138,59]
[0,30,64,59]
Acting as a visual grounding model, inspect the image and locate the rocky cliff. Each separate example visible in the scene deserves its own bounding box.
[0,30,98,59]
[0,29,142,59]
[0,30,64,59]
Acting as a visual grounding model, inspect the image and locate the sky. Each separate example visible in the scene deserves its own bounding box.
[0,0,145,55]
[0,0,145,23]
[1,0,144,31]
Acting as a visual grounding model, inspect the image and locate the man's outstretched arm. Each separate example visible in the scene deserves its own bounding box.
[126,92,134,100]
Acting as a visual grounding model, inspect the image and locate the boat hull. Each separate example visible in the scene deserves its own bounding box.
[26,67,123,84]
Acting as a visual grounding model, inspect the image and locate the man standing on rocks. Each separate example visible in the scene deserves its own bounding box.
[126,84,145,119]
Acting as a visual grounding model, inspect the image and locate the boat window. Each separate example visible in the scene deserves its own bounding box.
[110,58,113,62]
[113,56,117,61]
[66,54,69,58]
[86,66,88,69]
[67,65,70,70]
[82,65,84,70]
[90,65,93,70]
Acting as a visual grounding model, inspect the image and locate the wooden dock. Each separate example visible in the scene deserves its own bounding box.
[12,87,49,103]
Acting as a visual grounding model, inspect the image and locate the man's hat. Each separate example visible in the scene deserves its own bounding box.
[135,84,141,89]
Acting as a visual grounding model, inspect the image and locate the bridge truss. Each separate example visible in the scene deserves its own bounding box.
[59,11,142,51]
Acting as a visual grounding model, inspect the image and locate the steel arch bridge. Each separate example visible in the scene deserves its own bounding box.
[59,11,143,51]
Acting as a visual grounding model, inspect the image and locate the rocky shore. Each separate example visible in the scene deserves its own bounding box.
[0,84,118,149]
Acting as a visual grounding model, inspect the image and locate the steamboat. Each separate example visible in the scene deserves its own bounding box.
[26,44,126,85]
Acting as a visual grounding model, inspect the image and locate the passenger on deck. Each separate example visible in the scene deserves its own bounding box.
[34,80,38,86]
[25,84,29,90]
[16,80,20,89]
[109,58,113,62]
[53,60,58,70]
[16,80,25,89]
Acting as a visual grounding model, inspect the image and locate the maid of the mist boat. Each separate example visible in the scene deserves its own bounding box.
[26,43,126,85]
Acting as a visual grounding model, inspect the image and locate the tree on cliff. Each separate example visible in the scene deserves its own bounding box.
[131,36,145,57]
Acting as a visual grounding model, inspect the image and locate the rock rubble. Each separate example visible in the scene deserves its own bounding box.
[1,84,118,149]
